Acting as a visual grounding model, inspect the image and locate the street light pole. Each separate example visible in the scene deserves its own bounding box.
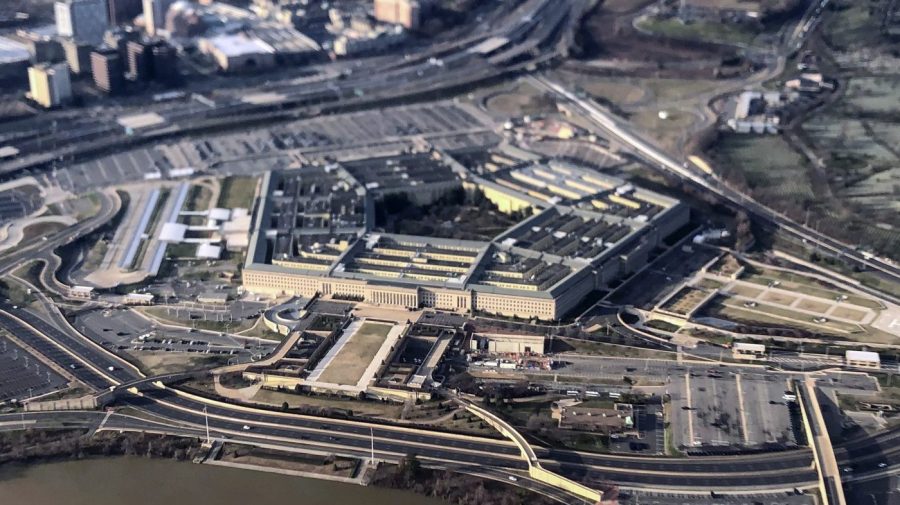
[203,406,210,445]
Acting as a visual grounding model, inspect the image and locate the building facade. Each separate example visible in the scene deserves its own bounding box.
[62,38,93,74]
[108,0,143,25]
[28,62,72,108]
[90,47,125,94]
[142,0,176,36]
[373,0,421,29]
[55,0,109,45]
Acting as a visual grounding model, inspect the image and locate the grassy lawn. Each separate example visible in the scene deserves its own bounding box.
[217,176,259,210]
[741,266,883,310]
[637,16,758,46]
[125,351,229,375]
[251,388,404,419]
[139,307,255,334]
[184,184,213,212]
[483,80,557,117]
[21,221,66,243]
[557,337,676,360]
[316,322,393,386]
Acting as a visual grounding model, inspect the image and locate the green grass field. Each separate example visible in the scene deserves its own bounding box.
[636,17,758,46]
[317,322,393,386]
[217,176,259,210]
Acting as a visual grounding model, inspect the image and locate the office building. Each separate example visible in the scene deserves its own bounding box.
[108,0,143,25]
[243,157,689,321]
[142,0,176,36]
[62,38,93,74]
[126,39,177,84]
[27,62,72,107]
[90,47,125,93]
[151,41,178,84]
[373,0,421,30]
[55,0,109,45]
[104,26,141,60]
[0,36,31,82]
[126,40,152,80]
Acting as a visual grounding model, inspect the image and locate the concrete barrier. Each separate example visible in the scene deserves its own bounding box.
[25,395,97,411]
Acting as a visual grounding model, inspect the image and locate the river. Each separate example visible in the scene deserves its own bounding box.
[0,457,446,505]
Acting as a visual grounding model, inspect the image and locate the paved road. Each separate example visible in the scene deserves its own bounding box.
[528,75,900,289]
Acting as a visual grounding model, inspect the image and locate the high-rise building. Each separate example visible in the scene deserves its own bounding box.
[108,0,143,25]
[142,0,176,36]
[90,47,125,94]
[151,41,178,85]
[104,26,141,60]
[373,0,420,30]
[62,38,93,75]
[126,39,152,81]
[55,0,110,45]
[27,62,72,107]
[125,38,178,84]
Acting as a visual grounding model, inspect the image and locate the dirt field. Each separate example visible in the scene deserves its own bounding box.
[796,299,832,314]
[761,291,798,306]
[830,306,866,322]
[251,388,404,419]
[317,322,393,386]
[125,351,228,375]
[728,284,764,299]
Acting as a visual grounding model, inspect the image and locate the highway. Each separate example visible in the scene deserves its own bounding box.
[0,0,583,180]
[528,75,900,287]
[0,299,824,492]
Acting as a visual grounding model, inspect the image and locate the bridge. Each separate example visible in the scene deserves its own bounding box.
[796,377,847,505]
[463,400,603,504]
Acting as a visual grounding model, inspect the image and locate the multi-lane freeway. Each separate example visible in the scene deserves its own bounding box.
[0,299,825,493]
[528,75,900,289]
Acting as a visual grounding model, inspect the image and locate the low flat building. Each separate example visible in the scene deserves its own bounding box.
[470,333,546,355]
[68,285,94,299]
[123,292,155,305]
[678,0,761,23]
[552,401,636,434]
[846,350,880,370]
[199,33,275,73]
[197,292,228,305]
[733,342,766,361]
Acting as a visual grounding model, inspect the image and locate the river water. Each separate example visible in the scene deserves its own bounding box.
[0,457,446,505]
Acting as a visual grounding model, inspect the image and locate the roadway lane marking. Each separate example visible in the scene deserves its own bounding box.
[735,373,750,445]
[98,409,114,431]
[0,420,36,427]
[684,372,695,447]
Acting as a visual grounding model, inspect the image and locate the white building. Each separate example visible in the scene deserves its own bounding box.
[845,350,881,370]
[732,342,766,361]
[28,62,72,108]
[142,0,176,36]
[55,0,109,45]
[199,33,276,73]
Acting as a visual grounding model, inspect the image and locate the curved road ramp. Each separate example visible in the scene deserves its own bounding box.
[463,401,603,504]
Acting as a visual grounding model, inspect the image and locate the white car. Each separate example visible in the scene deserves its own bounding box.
[878,462,888,468]
[242,425,251,431]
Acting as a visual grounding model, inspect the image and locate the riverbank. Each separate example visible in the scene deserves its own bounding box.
[0,428,555,505]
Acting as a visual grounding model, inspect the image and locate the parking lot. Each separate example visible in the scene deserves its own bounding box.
[669,372,796,451]
[0,185,42,225]
[74,308,276,361]
[0,335,68,403]
[43,102,497,196]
